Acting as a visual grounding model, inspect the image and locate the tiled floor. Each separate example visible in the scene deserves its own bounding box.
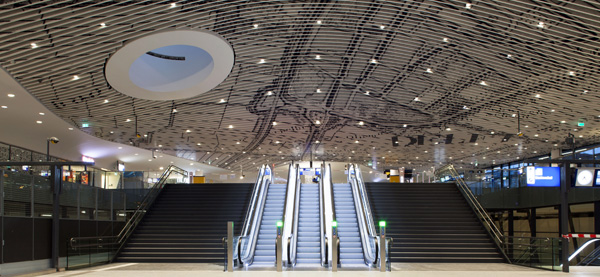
[36,263,600,277]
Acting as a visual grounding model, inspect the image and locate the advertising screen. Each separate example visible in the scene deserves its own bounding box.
[526,166,560,187]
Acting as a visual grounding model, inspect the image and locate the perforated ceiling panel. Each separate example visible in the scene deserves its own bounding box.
[1,0,599,172]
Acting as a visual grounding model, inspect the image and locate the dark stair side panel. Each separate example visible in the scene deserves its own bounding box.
[116,183,253,263]
[366,182,505,263]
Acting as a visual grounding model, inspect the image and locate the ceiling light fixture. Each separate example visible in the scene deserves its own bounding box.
[442,37,449,43]
[30,43,38,49]
[36,121,42,124]
[103,99,109,103]
[126,119,131,122]
[403,124,407,127]
[506,54,513,59]
[316,89,321,93]
[266,91,273,96]
[355,140,359,143]
[253,24,259,29]
[358,121,364,126]
[1,106,6,109]
[316,20,322,24]
[7,94,15,97]
[413,97,420,101]
[480,80,488,86]
[172,108,177,113]
[186,129,191,133]
[569,71,576,76]
[426,68,433,73]
[100,23,106,28]
[465,3,472,9]
[535,94,541,98]
[72,75,80,80]
[315,140,320,143]
[380,25,385,30]
[446,128,451,131]
[39,112,45,115]
[236,142,240,144]
[272,121,277,126]
[68,127,73,130]
[228,125,233,129]
[170,3,177,8]
[537,22,545,28]
[258,59,266,64]
[315,120,321,125]
[370,59,378,64]
[315,55,321,60]
[365,91,370,95]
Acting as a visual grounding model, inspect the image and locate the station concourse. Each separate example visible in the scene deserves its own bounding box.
[0,0,600,276]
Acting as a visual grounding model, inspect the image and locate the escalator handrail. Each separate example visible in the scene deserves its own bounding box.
[241,165,266,237]
[355,164,378,237]
[319,163,326,266]
[348,164,378,265]
[328,164,336,222]
[289,164,302,266]
[240,165,272,264]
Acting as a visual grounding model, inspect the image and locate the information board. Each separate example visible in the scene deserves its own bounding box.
[526,166,560,187]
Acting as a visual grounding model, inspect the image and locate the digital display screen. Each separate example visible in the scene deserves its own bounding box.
[595,169,600,186]
[526,166,560,187]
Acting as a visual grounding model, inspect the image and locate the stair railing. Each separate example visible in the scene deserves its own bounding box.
[326,163,338,266]
[67,165,187,268]
[281,163,296,265]
[288,164,302,266]
[239,165,273,265]
[436,164,510,263]
[348,164,378,266]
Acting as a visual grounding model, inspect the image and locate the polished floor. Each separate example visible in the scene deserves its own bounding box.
[34,263,600,277]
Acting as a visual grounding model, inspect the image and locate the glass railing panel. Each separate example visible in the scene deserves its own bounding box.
[66,237,118,270]
[3,171,32,217]
[505,236,561,271]
[32,175,53,218]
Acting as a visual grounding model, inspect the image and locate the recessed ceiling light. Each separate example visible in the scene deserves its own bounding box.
[219,99,226,103]
[315,55,321,60]
[465,3,472,9]
[579,135,583,138]
[370,59,378,64]
[186,129,191,133]
[442,37,449,43]
[537,22,545,28]
[272,121,277,126]
[511,114,516,117]
[172,108,177,113]
[266,91,273,96]
[68,127,73,130]
[126,118,131,122]
[30,43,38,49]
[569,71,576,76]
[535,94,541,98]
[39,112,45,115]
[380,25,385,30]
[414,97,420,101]
[358,121,364,126]
[252,24,259,29]
[446,128,451,131]
[170,3,177,8]
[506,54,513,59]
[228,125,233,129]
[258,59,266,64]
[158,145,163,147]
[1,106,6,109]
[315,140,320,143]
[403,124,407,127]
[583,90,589,94]
[551,109,555,112]
[365,91,370,95]
[118,147,123,149]
[355,140,359,143]
[490,131,494,134]
[426,68,433,73]
[72,75,80,80]
[525,125,529,128]
[275,141,280,144]
[475,143,479,145]
[316,89,321,93]
[197,143,201,146]
[36,121,42,124]
[560,120,566,123]
[480,80,488,86]
[99,22,106,28]
[7,94,15,97]
[315,120,321,125]
[103,99,109,103]
[236,142,240,144]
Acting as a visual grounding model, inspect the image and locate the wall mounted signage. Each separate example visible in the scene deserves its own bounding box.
[526,166,560,187]
[81,155,95,163]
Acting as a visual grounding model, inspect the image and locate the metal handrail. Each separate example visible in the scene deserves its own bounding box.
[241,165,272,265]
[319,163,327,266]
[328,164,336,222]
[436,164,510,263]
[282,163,294,265]
[289,164,302,266]
[68,165,187,260]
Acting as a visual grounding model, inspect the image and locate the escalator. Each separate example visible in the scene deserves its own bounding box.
[252,182,287,266]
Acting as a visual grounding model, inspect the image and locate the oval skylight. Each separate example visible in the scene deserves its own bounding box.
[105,30,234,100]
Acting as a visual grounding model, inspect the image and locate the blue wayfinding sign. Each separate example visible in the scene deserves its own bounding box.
[526,166,560,187]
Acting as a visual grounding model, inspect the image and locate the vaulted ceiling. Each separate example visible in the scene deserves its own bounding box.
[1,0,599,172]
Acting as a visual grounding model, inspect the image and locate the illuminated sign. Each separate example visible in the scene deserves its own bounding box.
[526,166,560,187]
[81,155,95,163]
[117,161,125,172]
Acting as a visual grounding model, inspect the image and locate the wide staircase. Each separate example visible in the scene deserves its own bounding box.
[116,183,252,263]
[332,183,365,266]
[296,183,321,265]
[366,182,504,263]
[252,183,287,266]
